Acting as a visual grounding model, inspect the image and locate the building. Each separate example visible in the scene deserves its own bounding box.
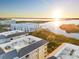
[0,30,26,44]
[11,23,40,32]
[47,43,79,59]
[0,20,16,26]
[0,35,48,59]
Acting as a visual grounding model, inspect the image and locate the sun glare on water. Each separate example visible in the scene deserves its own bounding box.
[51,9,63,29]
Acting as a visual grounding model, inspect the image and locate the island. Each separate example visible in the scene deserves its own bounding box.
[60,24,79,33]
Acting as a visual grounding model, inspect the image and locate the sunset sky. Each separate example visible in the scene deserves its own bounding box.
[0,0,79,18]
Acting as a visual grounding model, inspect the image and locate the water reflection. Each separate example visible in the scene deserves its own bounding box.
[41,20,79,39]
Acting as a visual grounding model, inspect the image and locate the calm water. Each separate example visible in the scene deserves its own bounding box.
[41,20,79,39]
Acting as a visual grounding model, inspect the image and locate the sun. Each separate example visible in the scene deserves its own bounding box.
[51,9,63,29]
[51,9,62,21]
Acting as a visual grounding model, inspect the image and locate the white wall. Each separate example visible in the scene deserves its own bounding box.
[11,23,40,32]
[20,43,48,59]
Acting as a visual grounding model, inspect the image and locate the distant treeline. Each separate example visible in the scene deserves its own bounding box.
[16,21,49,23]
[0,18,79,21]
[0,18,11,20]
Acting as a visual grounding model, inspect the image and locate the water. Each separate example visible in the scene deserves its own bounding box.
[41,20,79,39]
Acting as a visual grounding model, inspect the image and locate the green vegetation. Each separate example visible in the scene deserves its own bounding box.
[0,18,11,20]
[0,25,9,32]
[29,29,79,53]
[0,18,11,32]
[16,21,49,23]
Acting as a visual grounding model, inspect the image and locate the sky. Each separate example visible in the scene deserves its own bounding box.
[0,0,79,18]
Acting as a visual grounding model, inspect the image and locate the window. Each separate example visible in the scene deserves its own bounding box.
[25,55,29,59]
[10,38,13,40]
[14,27,16,30]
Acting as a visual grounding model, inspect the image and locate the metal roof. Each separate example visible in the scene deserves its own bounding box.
[0,48,5,55]
[18,40,48,57]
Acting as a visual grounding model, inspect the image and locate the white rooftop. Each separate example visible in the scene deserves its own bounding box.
[0,30,24,37]
[0,35,41,53]
[48,43,79,59]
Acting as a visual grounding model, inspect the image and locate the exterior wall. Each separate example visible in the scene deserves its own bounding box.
[11,23,40,32]
[30,49,39,59]
[20,43,48,59]
[39,44,47,59]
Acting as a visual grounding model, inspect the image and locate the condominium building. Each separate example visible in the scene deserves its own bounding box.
[0,35,48,59]
[47,43,79,59]
[0,30,26,44]
[11,23,40,32]
[0,20,16,25]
